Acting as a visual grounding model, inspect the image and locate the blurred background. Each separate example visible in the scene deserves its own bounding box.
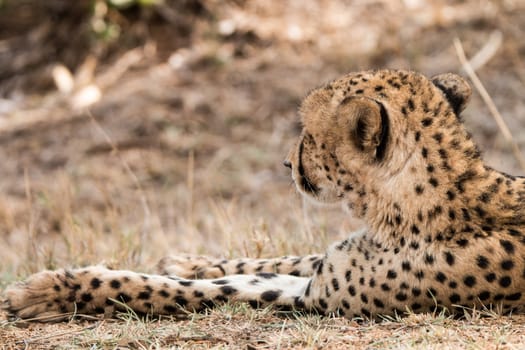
[0,0,524,278]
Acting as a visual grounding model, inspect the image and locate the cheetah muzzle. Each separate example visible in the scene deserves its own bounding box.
[4,69,525,321]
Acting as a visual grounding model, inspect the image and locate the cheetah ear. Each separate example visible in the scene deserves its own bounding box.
[431,73,472,115]
[339,97,389,160]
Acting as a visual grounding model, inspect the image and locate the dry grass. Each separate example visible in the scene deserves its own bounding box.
[4,307,525,349]
[2,0,525,348]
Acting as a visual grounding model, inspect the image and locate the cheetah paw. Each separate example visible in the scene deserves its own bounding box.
[2,269,72,321]
[156,254,226,279]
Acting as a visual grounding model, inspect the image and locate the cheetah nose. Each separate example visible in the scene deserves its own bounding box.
[283,160,292,169]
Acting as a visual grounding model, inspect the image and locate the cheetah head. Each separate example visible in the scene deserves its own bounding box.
[286,70,474,218]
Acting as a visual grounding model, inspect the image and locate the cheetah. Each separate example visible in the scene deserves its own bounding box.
[4,69,525,321]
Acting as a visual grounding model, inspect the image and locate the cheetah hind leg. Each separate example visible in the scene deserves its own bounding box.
[157,254,324,279]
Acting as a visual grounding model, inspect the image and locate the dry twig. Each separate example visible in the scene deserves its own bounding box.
[453,37,525,173]
[17,323,98,349]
